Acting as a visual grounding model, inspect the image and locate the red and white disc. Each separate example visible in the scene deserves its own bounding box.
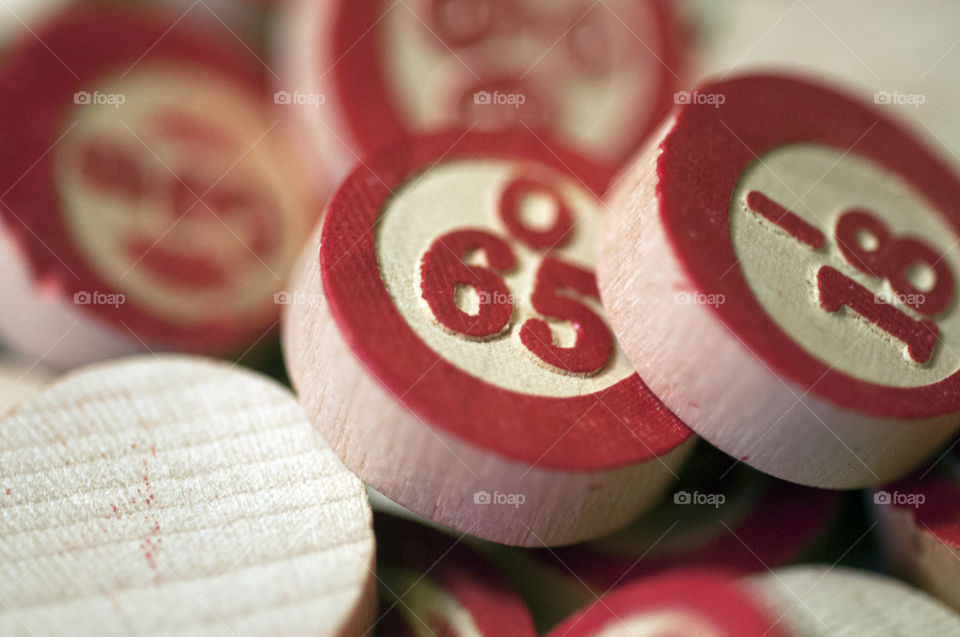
[873,459,960,612]
[599,73,960,488]
[276,0,682,178]
[375,515,536,636]
[0,8,318,368]
[0,355,376,636]
[546,571,786,637]
[283,131,694,546]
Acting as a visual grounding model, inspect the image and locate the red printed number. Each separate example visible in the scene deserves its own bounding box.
[419,175,612,375]
[747,191,953,364]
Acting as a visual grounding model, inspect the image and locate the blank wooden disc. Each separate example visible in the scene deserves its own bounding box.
[0,355,375,636]
[599,73,960,488]
[744,566,960,635]
[0,8,318,368]
[283,131,694,546]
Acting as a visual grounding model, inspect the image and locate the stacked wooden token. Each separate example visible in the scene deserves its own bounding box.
[599,72,960,488]
[283,131,694,546]
[0,355,375,636]
[0,7,318,368]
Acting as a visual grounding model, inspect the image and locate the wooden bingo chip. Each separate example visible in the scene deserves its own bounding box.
[374,514,536,636]
[283,131,694,546]
[743,566,960,636]
[0,355,375,636]
[546,571,786,637]
[0,8,317,369]
[873,456,960,612]
[276,0,683,177]
[599,73,960,488]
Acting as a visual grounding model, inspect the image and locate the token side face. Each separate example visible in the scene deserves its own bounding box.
[319,132,691,471]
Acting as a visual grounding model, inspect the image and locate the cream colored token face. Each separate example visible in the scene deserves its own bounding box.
[55,64,310,327]
[730,144,960,387]
[0,356,374,637]
[376,159,635,397]
[381,0,660,161]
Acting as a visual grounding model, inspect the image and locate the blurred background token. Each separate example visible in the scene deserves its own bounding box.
[0,7,318,369]
[0,356,375,637]
[276,0,683,179]
[599,73,960,488]
[873,454,960,613]
[283,132,694,546]
[374,515,536,636]
[744,566,960,636]
[546,570,786,637]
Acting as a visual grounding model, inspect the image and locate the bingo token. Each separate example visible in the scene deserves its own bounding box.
[276,0,682,178]
[546,571,786,637]
[744,566,960,636]
[283,132,694,546]
[0,356,375,637]
[599,74,960,488]
[873,460,960,612]
[375,515,536,637]
[0,8,317,368]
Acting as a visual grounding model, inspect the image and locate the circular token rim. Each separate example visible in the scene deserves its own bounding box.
[657,74,960,418]
[547,570,784,637]
[0,8,274,351]
[327,0,681,164]
[319,131,691,471]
